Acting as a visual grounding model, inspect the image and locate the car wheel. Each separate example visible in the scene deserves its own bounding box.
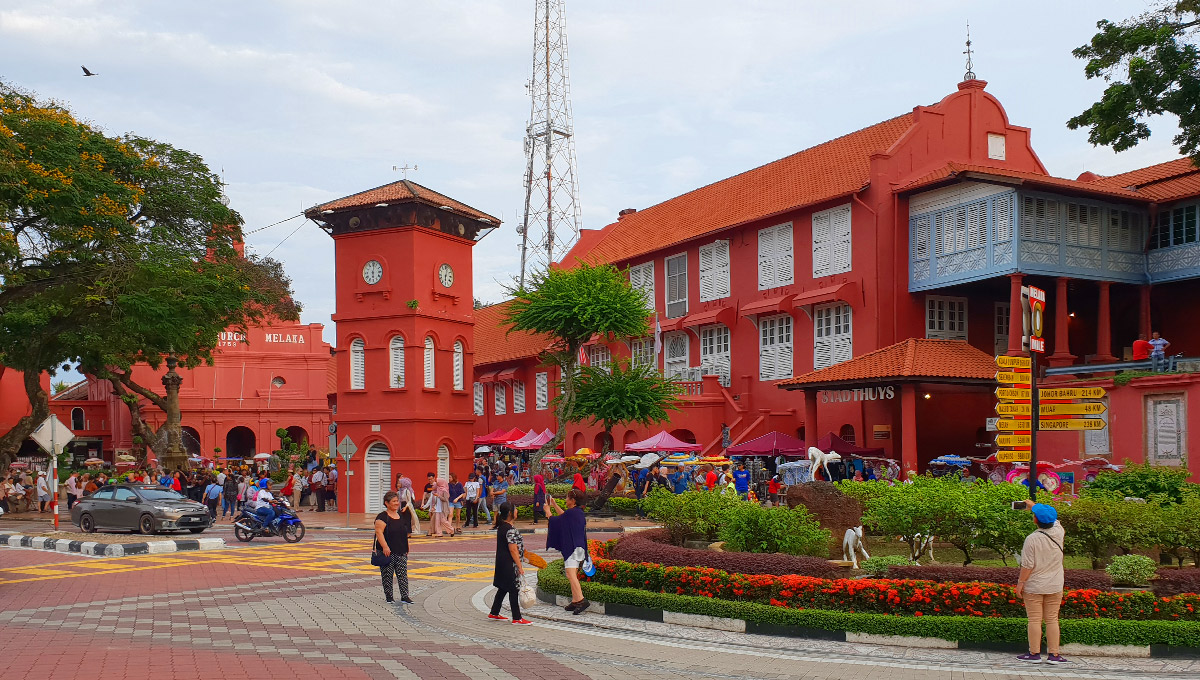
[80,513,96,533]
[139,514,157,535]
[188,528,205,534]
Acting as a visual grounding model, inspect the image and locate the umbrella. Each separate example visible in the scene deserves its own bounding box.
[608,455,640,465]
[633,453,661,469]
[572,447,600,459]
[252,452,273,461]
[84,458,104,466]
[929,455,973,467]
[474,445,493,454]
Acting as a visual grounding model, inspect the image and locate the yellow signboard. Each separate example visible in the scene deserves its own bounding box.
[996,419,1033,432]
[997,450,1032,463]
[1037,387,1108,400]
[1037,418,1107,431]
[997,403,1031,416]
[996,371,1032,385]
[995,355,1032,369]
[996,387,1031,400]
[995,434,1032,447]
[1039,402,1107,416]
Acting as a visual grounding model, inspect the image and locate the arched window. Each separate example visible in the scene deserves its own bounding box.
[389,335,405,388]
[350,339,365,390]
[452,341,464,390]
[839,424,856,446]
[423,336,436,388]
[70,407,84,431]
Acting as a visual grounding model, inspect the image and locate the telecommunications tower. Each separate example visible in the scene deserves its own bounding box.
[518,0,581,289]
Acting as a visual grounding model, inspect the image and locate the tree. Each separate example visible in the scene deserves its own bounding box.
[0,81,297,466]
[502,262,651,467]
[51,379,69,395]
[570,358,682,454]
[1068,3,1200,161]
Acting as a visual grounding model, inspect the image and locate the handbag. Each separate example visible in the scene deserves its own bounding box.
[518,575,537,609]
[370,537,390,567]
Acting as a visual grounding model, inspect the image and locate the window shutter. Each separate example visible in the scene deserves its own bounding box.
[666,254,687,318]
[452,341,464,390]
[664,331,689,378]
[994,303,1011,356]
[775,224,793,287]
[994,195,1013,241]
[698,243,716,301]
[812,212,830,278]
[830,204,852,275]
[713,240,730,298]
[423,337,435,388]
[513,381,525,413]
[494,382,506,415]
[535,372,549,410]
[350,339,365,390]
[630,262,655,309]
[814,304,851,369]
[389,336,405,388]
[912,216,931,259]
[758,226,776,289]
[473,383,484,415]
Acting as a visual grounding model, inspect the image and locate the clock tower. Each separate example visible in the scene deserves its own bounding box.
[307,180,499,514]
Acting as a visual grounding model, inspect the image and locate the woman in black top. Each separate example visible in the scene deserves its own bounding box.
[487,502,531,624]
[374,490,413,604]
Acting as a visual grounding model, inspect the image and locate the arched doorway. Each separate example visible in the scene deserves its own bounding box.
[180,426,202,458]
[839,424,857,446]
[284,426,309,448]
[593,432,613,454]
[436,444,450,480]
[622,430,640,449]
[571,432,585,452]
[225,426,256,460]
[364,443,391,514]
[669,429,696,444]
[70,407,84,431]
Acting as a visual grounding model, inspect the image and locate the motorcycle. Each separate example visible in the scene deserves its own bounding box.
[233,498,305,543]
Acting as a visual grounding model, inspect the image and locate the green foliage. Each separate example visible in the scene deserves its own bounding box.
[1085,463,1193,504]
[507,483,573,498]
[860,554,916,577]
[646,490,740,544]
[834,479,892,506]
[1159,495,1200,566]
[537,560,1200,647]
[1055,493,1162,568]
[1107,554,1159,586]
[570,358,682,451]
[1068,3,1200,162]
[717,503,830,557]
[606,496,640,515]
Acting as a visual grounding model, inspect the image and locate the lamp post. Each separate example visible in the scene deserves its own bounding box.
[160,355,187,471]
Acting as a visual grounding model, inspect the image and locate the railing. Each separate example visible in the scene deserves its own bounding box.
[1045,355,1195,377]
[676,381,704,396]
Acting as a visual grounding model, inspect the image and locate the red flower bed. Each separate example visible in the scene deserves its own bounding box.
[886,565,1112,590]
[609,529,837,578]
[584,553,1200,621]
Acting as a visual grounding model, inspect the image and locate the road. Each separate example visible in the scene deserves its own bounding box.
[2,527,1198,680]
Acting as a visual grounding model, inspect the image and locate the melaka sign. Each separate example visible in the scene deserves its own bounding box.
[264,333,306,344]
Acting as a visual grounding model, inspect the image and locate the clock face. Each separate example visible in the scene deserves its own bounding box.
[362,260,383,285]
[438,263,454,288]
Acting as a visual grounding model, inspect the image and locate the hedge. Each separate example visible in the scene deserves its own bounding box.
[886,565,1112,590]
[1154,569,1200,597]
[587,552,1200,621]
[538,560,1200,647]
[611,529,837,578]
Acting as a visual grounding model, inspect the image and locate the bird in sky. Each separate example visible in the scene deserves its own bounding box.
[81,65,98,77]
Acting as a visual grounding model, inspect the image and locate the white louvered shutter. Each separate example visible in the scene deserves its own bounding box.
[423,337,435,388]
[698,243,715,302]
[699,326,730,387]
[774,223,793,287]
[814,304,852,369]
[350,339,365,390]
[812,211,831,278]
[830,204,852,275]
[535,372,549,410]
[758,226,776,289]
[473,382,484,415]
[513,380,525,413]
[994,195,1014,241]
[494,382,506,415]
[389,336,405,388]
[629,262,655,310]
[452,341,464,390]
[703,240,730,299]
[912,216,931,259]
[665,254,687,318]
[759,315,792,381]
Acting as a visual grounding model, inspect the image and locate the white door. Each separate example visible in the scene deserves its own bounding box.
[437,444,450,480]
[364,443,391,514]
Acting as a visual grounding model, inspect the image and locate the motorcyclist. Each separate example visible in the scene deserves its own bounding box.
[252,479,278,531]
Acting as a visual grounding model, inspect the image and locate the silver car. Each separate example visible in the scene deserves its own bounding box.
[71,484,213,535]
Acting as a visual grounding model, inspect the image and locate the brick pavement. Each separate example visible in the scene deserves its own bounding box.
[2,540,1198,679]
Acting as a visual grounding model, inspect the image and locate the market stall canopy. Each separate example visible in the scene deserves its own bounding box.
[812,433,884,458]
[513,429,560,450]
[507,430,541,448]
[474,429,505,444]
[727,431,806,456]
[488,427,526,445]
[623,431,701,453]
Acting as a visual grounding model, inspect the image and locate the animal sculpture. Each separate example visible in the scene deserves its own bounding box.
[842,525,869,568]
[911,532,935,562]
[806,446,842,482]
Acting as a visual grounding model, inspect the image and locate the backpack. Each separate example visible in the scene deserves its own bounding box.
[223,477,238,497]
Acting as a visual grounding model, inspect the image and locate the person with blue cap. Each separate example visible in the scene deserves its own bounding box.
[252,478,277,531]
[1015,500,1068,665]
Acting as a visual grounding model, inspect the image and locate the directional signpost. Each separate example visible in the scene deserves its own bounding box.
[337,435,357,528]
[30,415,75,530]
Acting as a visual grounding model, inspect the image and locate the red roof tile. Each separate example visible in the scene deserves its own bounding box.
[311,179,499,223]
[473,301,555,367]
[778,339,997,387]
[577,114,915,265]
[1084,158,1200,202]
[899,163,1147,201]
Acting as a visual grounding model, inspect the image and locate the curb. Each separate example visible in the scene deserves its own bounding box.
[534,587,1200,660]
[0,533,226,557]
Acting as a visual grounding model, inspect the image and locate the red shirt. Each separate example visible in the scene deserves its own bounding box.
[705,471,717,490]
[767,480,781,494]
[171,479,182,492]
[1132,339,1152,360]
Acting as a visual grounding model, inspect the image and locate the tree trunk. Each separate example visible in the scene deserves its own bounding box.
[106,374,170,466]
[589,464,626,512]
[0,369,50,465]
[534,348,578,471]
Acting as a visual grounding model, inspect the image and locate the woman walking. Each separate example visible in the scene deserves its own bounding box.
[448,473,465,534]
[486,502,531,625]
[373,491,414,604]
[546,488,590,614]
[430,478,453,537]
[397,476,421,534]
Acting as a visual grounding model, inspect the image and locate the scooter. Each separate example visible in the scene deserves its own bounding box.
[233,498,306,543]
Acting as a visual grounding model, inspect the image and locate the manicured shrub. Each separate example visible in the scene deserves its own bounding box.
[860,555,915,577]
[1152,568,1200,597]
[717,503,830,557]
[646,489,740,544]
[1106,555,1158,586]
[606,497,640,515]
[1084,464,1193,504]
[507,483,573,498]
[610,528,837,577]
[886,565,1112,590]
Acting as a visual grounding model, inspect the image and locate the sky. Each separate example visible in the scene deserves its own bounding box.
[0,0,1184,358]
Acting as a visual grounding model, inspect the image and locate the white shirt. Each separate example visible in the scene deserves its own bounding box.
[36,477,49,495]
[464,481,481,500]
[65,476,80,495]
[253,490,274,510]
[311,471,326,485]
[329,469,338,482]
[216,472,226,485]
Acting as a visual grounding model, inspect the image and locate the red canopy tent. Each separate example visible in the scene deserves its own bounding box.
[623,431,701,453]
[812,432,885,458]
[513,429,561,450]
[727,431,806,456]
[488,428,526,445]
[474,428,506,445]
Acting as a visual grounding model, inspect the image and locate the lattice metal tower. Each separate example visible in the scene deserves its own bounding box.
[518,0,581,289]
